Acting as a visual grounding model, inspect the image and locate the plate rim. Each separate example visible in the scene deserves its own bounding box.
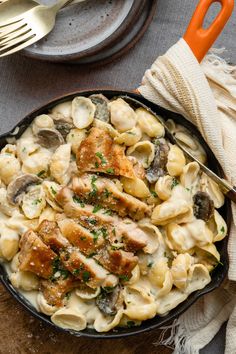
[22,0,147,61]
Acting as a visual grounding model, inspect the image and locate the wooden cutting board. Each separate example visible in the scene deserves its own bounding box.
[0,283,171,354]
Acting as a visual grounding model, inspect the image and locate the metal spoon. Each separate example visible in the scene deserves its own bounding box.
[119,95,236,204]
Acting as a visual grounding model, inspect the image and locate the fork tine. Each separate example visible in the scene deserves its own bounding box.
[0,22,26,40]
[0,35,37,57]
[0,31,35,53]
[0,17,23,29]
[0,25,30,45]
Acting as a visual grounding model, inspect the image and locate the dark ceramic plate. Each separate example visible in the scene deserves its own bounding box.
[23,0,146,62]
[0,90,230,339]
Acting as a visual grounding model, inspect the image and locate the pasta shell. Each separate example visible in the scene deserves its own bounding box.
[109,98,137,132]
[66,128,87,155]
[155,175,173,201]
[94,308,124,332]
[52,307,87,331]
[136,108,164,138]
[75,286,100,300]
[127,141,155,168]
[22,185,46,219]
[0,153,21,185]
[37,293,59,316]
[72,97,95,129]
[166,145,186,176]
[138,223,163,254]
[114,126,142,146]
[93,119,119,138]
[180,162,200,194]
[207,210,227,242]
[156,289,188,315]
[0,226,19,260]
[32,114,54,135]
[121,176,150,198]
[184,264,211,294]
[10,271,39,291]
[50,144,71,185]
[51,101,72,120]
[171,253,193,290]
[148,258,169,288]
[124,285,157,321]
[200,173,225,208]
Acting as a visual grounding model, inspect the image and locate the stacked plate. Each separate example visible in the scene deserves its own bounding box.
[23,0,157,64]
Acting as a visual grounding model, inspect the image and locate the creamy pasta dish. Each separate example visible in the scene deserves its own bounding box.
[0,95,227,332]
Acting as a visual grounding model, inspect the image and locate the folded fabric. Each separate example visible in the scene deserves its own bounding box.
[138,38,236,354]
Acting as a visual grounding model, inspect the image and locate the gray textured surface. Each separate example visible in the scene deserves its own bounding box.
[0,0,235,352]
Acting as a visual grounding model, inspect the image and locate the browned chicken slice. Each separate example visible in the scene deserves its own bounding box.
[95,248,138,278]
[40,276,80,306]
[37,220,69,251]
[72,174,151,220]
[76,127,135,178]
[60,248,118,289]
[115,221,148,252]
[57,218,105,255]
[19,230,57,279]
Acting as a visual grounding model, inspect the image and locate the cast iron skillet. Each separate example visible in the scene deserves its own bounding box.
[0,0,234,339]
[0,89,231,338]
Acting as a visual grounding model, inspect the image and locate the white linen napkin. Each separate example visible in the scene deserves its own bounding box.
[138,38,236,354]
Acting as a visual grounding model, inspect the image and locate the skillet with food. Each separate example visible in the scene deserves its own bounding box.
[0,0,234,338]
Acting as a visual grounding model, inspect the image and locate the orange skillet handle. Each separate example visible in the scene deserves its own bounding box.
[184,0,234,62]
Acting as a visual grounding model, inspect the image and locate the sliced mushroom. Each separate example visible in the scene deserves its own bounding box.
[7,174,42,205]
[193,191,214,221]
[53,120,74,138]
[89,94,110,122]
[146,140,169,183]
[96,285,122,316]
[37,129,64,149]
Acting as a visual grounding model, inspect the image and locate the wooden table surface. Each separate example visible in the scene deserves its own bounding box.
[0,0,234,353]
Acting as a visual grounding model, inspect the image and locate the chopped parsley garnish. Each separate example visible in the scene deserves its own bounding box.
[80,236,87,241]
[51,257,69,280]
[32,198,42,205]
[220,226,225,233]
[151,190,157,197]
[104,188,112,198]
[106,168,115,174]
[95,161,99,168]
[65,292,71,300]
[92,204,102,213]
[100,227,108,239]
[127,321,135,328]
[82,271,91,282]
[147,261,154,268]
[89,175,98,197]
[103,209,113,216]
[87,252,97,258]
[91,230,99,243]
[171,178,179,189]
[127,132,135,135]
[72,264,84,276]
[50,186,57,196]
[22,147,26,152]
[111,244,123,250]
[73,196,85,207]
[95,152,107,166]
[119,274,130,282]
[37,170,46,177]
[186,187,190,191]
[86,217,97,225]
[112,228,116,236]
[103,286,114,293]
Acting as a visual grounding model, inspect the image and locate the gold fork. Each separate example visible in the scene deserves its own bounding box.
[0,0,74,57]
